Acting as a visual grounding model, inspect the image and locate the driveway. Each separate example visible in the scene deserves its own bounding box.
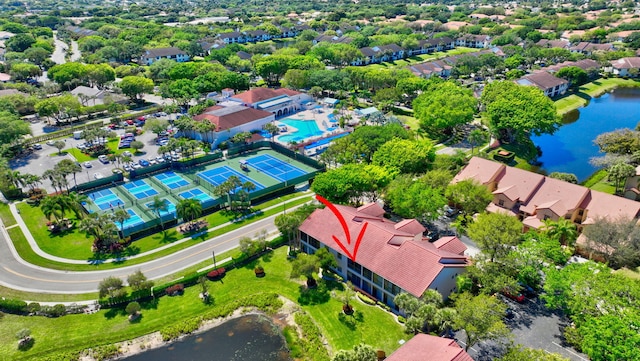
[456,296,588,361]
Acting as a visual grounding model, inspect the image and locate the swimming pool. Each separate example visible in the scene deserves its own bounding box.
[277,119,324,143]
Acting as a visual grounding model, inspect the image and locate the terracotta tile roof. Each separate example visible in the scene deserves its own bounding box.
[611,57,640,69]
[386,334,473,361]
[299,204,468,297]
[451,157,505,186]
[584,189,640,222]
[518,72,568,90]
[193,105,273,131]
[520,177,588,216]
[231,87,301,105]
[493,167,544,203]
[433,236,467,255]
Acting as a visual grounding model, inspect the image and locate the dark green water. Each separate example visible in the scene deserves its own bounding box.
[122,314,291,361]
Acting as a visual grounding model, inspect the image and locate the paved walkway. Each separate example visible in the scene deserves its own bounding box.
[8,192,311,265]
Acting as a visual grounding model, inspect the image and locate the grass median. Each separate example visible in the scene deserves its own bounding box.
[555,78,640,115]
[11,194,313,271]
[0,247,407,361]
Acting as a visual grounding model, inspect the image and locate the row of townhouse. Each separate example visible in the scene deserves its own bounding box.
[536,39,616,56]
[407,47,505,79]
[452,157,640,232]
[515,58,600,97]
[218,24,311,44]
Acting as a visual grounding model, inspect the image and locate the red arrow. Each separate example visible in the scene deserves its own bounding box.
[315,194,368,262]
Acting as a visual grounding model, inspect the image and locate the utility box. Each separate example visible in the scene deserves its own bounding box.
[73,131,83,140]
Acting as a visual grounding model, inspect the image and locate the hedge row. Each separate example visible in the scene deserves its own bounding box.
[0,298,27,314]
[294,312,331,361]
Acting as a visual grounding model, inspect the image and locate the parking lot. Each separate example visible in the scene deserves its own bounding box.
[10,114,177,192]
[454,296,589,361]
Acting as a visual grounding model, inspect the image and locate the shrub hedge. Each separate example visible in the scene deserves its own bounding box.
[294,312,330,361]
[356,292,376,305]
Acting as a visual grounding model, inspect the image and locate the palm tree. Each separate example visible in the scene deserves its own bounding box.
[22,173,41,193]
[176,198,202,225]
[147,196,169,230]
[113,208,131,239]
[66,192,88,219]
[542,218,578,246]
[40,196,63,224]
[6,170,23,189]
[467,129,488,155]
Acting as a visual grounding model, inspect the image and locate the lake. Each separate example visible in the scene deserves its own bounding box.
[122,314,291,361]
[531,87,640,182]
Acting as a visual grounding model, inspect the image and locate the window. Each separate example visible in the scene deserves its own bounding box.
[309,236,320,249]
[336,252,342,260]
[373,274,383,286]
[498,199,505,207]
[301,232,308,242]
[347,259,362,273]
[362,267,372,281]
[384,280,393,293]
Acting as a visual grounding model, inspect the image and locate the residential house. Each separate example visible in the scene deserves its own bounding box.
[64,26,97,38]
[455,34,491,48]
[441,21,472,31]
[312,34,353,45]
[246,30,271,42]
[452,157,640,231]
[515,72,568,97]
[569,42,615,55]
[624,165,640,200]
[140,47,190,65]
[299,202,469,308]
[606,57,640,77]
[0,89,27,97]
[408,60,452,79]
[236,51,252,60]
[191,105,274,147]
[536,39,570,49]
[0,72,11,82]
[69,86,126,106]
[219,31,246,44]
[0,31,15,40]
[608,30,639,42]
[353,44,404,65]
[228,87,312,117]
[386,334,473,361]
[408,37,455,56]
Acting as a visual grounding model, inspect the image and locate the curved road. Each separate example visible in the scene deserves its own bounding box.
[0,212,285,294]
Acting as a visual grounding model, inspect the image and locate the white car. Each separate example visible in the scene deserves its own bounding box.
[122,151,132,157]
[156,156,165,163]
[83,161,92,168]
[148,158,157,165]
[32,143,42,150]
[98,155,109,164]
[93,173,104,180]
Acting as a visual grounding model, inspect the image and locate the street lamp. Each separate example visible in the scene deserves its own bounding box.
[212,250,217,269]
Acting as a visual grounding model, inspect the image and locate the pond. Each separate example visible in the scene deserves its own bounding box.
[122,314,291,361]
[531,87,640,182]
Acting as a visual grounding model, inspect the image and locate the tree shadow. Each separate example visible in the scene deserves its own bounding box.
[297,280,344,305]
[87,253,109,265]
[157,230,179,243]
[17,338,35,351]
[337,310,364,331]
[104,307,126,319]
[129,313,143,324]
[140,298,159,310]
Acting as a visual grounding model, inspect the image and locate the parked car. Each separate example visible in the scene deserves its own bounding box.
[83,161,92,168]
[98,155,109,164]
[93,172,104,179]
[122,151,132,157]
[125,119,134,125]
[32,143,42,150]
[157,139,169,146]
[139,159,150,167]
[46,140,55,146]
[156,156,165,163]
[503,290,525,303]
[148,158,157,165]
[132,163,142,169]
[123,164,133,172]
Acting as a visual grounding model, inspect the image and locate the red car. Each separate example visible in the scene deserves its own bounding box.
[125,119,134,125]
[503,291,525,303]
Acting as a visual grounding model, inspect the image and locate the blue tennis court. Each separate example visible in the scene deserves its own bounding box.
[87,189,125,210]
[179,188,215,205]
[121,209,144,229]
[154,171,190,190]
[245,154,306,182]
[122,179,159,200]
[197,166,264,191]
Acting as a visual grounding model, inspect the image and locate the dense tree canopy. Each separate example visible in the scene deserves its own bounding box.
[384,174,447,221]
[413,81,477,136]
[467,212,523,262]
[311,164,394,205]
[372,139,435,173]
[481,81,560,143]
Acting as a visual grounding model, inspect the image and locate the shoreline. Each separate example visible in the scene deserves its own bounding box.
[555,78,640,116]
[96,297,301,361]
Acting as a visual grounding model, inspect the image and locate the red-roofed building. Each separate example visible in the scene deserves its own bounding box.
[452,157,640,231]
[191,105,274,147]
[386,334,473,361]
[229,88,312,118]
[298,203,469,308]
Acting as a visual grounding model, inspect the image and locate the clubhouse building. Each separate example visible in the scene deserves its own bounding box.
[299,202,469,309]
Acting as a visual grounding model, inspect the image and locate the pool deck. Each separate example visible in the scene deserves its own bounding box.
[274,106,348,145]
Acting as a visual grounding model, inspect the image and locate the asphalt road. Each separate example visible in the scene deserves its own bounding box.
[0,212,283,294]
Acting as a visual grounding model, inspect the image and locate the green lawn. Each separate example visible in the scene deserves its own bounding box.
[554,78,640,115]
[12,193,312,271]
[0,202,16,227]
[396,115,419,131]
[70,139,127,163]
[0,247,407,361]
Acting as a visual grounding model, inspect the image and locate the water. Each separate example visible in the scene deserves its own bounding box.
[531,88,640,182]
[277,119,324,143]
[123,314,291,361]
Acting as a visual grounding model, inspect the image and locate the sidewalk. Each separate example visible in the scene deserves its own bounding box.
[8,192,312,265]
